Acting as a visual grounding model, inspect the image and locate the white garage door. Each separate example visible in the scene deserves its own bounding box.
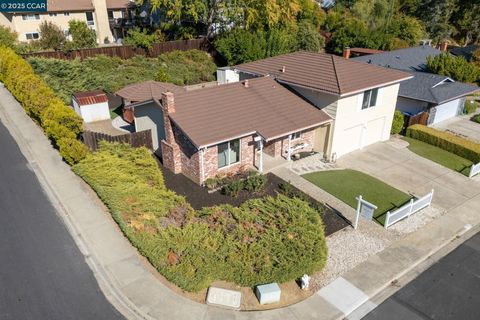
[364,117,386,147]
[337,125,363,156]
[430,99,462,124]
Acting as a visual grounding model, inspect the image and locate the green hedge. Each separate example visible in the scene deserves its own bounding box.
[0,46,87,164]
[73,142,328,292]
[406,124,480,163]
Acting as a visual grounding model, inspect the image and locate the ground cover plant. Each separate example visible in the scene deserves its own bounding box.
[403,137,473,176]
[74,142,328,292]
[302,169,411,225]
[28,50,217,104]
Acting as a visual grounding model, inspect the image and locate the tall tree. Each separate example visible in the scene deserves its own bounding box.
[415,0,456,41]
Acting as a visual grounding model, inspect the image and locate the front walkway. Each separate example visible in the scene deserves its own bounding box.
[337,137,480,211]
[433,113,480,143]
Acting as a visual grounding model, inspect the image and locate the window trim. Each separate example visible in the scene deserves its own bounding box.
[217,139,241,169]
[64,12,70,16]
[22,14,40,20]
[361,88,379,110]
[292,131,302,140]
[25,32,40,40]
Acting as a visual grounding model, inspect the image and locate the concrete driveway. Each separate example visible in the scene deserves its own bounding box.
[433,115,480,143]
[336,137,480,211]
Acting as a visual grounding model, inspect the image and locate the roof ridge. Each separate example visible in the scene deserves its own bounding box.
[331,55,341,94]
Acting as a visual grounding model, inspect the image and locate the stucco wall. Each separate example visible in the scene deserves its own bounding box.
[289,85,339,118]
[11,12,90,41]
[134,103,165,151]
[330,83,400,158]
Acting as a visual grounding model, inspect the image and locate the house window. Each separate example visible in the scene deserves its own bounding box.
[362,88,378,110]
[22,14,40,20]
[25,32,40,40]
[107,10,114,20]
[85,12,95,25]
[64,12,70,16]
[292,131,302,140]
[48,13,57,17]
[217,139,240,168]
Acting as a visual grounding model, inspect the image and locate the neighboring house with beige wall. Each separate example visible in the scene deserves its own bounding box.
[0,0,133,43]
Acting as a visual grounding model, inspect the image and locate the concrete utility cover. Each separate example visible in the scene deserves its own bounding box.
[206,287,242,310]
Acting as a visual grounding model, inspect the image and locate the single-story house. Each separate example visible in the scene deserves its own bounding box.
[147,76,332,184]
[116,51,411,184]
[225,51,412,158]
[72,90,110,123]
[352,46,479,124]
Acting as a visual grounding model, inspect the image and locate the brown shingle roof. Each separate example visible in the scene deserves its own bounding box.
[235,51,412,96]
[74,90,108,106]
[169,77,332,148]
[115,81,184,103]
[47,0,94,12]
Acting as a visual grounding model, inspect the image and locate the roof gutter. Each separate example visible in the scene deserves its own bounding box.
[338,75,414,98]
[263,120,332,142]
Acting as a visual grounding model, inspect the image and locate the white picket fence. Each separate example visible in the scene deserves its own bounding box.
[469,163,480,178]
[384,190,434,229]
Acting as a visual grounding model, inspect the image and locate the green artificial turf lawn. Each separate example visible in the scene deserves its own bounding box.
[302,169,411,225]
[403,137,473,176]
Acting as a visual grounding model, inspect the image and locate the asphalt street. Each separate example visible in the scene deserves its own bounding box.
[0,120,124,320]
[363,232,480,320]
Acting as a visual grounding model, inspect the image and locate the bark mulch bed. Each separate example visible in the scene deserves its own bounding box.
[158,163,349,236]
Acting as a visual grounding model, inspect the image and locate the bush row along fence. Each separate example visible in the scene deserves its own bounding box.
[22,38,213,60]
[384,189,434,229]
[469,162,480,178]
[82,130,153,151]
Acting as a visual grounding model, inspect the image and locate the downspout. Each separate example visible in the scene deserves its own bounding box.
[287,134,292,161]
[259,140,263,173]
[200,148,206,185]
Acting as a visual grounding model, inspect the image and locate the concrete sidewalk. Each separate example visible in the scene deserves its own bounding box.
[1,83,479,320]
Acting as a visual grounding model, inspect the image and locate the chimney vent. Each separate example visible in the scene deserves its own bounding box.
[439,40,449,52]
[244,80,249,88]
[281,66,286,73]
[343,47,351,59]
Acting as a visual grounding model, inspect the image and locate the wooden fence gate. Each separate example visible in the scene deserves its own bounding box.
[82,130,153,151]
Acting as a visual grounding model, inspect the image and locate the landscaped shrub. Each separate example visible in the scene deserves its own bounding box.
[222,179,244,197]
[407,124,480,163]
[391,110,404,135]
[74,142,328,292]
[0,46,86,164]
[464,100,478,114]
[244,171,267,192]
[474,114,480,124]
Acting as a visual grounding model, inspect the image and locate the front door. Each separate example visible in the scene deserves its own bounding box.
[313,125,329,154]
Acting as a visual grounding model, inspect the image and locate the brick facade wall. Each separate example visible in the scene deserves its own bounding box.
[263,129,316,159]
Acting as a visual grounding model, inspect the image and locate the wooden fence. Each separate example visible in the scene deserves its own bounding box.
[82,129,153,151]
[407,111,429,126]
[22,38,211,60]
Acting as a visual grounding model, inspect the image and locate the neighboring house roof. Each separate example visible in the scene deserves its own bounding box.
[399,72,479,105]
[352,46,442,72]
[450,44,480,61]
[106,0,134,9]
[349,48,384,55]
[115,81,184,103]
[168,77,332,149]
[47,0,94,12]
[73,90,108,106]
[235,51,412,96]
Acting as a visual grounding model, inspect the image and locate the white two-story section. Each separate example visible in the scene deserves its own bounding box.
[222,51,412,160]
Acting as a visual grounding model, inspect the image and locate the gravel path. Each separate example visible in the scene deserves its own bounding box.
[312,204,445,290]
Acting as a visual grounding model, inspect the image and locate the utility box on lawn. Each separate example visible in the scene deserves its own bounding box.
[255,283,281,305]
